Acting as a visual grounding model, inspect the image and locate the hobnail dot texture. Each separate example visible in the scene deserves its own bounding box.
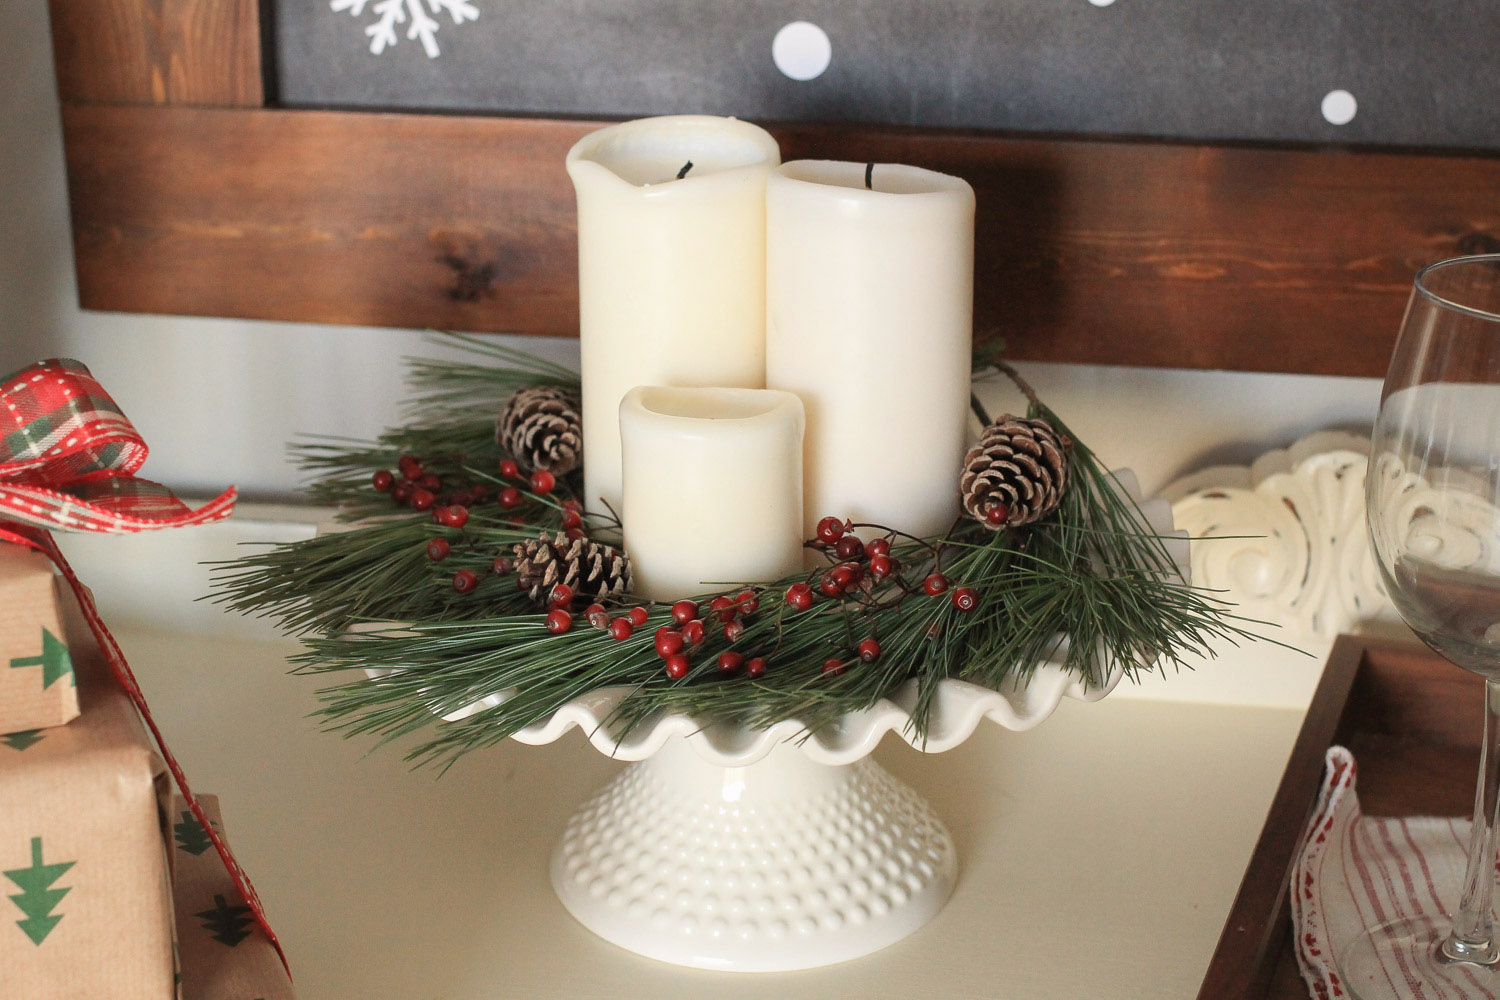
[552,758,956,971]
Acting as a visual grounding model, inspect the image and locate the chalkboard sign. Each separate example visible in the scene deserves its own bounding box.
[275,0,1500,150]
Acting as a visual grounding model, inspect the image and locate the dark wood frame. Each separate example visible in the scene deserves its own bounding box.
[1198,634,1483,999]
[47,1,1500,377]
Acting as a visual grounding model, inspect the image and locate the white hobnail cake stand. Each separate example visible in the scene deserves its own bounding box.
[396,471,1179,972]
[510,664,1122,972]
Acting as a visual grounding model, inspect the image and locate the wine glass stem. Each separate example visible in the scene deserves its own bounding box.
[1444,677,1500,964]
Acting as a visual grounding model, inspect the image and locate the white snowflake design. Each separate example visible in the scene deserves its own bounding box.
[330,0,479,59]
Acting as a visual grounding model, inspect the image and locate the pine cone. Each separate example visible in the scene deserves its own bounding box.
[960,415,1069,528]
[496,386,582,476]
[512,531,632,605]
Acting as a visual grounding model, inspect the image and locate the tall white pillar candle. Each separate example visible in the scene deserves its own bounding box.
[567,116,781,519]
[766,160,975,540]
[619,387,804,602]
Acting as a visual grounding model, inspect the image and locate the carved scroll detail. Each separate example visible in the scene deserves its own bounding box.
[1161,431,1389,642]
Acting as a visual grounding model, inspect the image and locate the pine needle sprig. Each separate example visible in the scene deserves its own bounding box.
[215,342,1278,769]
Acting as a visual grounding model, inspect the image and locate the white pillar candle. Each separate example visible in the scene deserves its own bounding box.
[567,116,781,519]
[619,386,805,602]
[766,160,975,541]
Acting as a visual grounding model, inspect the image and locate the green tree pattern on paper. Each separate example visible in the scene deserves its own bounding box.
[1,730,43,751]
[196,894,252,947]
[173,810,215,856]
[8,628,73,689]
[4,837,75,945]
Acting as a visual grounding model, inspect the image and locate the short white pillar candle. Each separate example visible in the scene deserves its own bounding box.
[567,116,781,520]
[619,386,805,603]
[766,160,975,541]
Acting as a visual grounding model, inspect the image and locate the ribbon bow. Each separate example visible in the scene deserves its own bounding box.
[0,360,285,968]
[0,358,235,539]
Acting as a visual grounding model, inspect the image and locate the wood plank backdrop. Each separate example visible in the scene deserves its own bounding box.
[46,0,1500,377]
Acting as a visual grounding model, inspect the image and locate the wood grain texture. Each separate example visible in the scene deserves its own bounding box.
[48,0,262,106]
[59,102,1500,375]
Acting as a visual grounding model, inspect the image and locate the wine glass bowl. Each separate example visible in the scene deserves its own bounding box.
[1349,254,1500,995]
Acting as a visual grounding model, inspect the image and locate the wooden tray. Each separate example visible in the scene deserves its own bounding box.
[1197,635,1484,1000]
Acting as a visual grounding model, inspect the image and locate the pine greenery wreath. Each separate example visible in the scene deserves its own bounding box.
[214,334,1266,768]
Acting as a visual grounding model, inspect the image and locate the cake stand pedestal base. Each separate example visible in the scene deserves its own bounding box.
[550,738,957,972]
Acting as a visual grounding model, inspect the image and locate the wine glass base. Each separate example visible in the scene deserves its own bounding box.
[1339,917,1500,999]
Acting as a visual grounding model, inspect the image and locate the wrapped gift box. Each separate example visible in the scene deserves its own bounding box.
[0,544,77,735]
[171,794,295,1000]
[0,587,174,1000]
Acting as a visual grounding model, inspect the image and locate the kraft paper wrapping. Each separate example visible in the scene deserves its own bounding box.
[170,794,296,1000]
[0,543,77,736]
[0,586,174,1000]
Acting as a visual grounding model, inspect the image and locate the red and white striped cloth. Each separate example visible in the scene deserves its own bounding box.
[1294,746,1497,999]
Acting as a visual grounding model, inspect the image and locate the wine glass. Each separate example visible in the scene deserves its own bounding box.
[1353,253,1500,997]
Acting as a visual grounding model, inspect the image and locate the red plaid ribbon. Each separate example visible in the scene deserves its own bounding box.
[0,358,235,535]
[0,360,286,970]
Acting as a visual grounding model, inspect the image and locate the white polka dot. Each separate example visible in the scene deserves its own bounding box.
[772,21,831,82]
[1321,89,1357,126]
[1087,0,1116,6]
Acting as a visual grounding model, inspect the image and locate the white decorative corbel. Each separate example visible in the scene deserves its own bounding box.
[1119,430,1402,710]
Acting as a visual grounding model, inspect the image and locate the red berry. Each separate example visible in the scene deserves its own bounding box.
[867,538,891,558]
[499,459,520,479]
[561,508,583,530]
[585,604,610,629]
[858,638,882,663]
[986,503,1011,526]
[451,569,479,593]
[836,561,864,585]
[372,470,395,492]
[562,499,582,513]
[665,654,691,679]
[785,583,814,611]
[869,554,894,581]
[565,526,585,541]
[717,651,744,674]
[491,555,512,575]
[546,608,573,634]
[628,607,649,627]
[530,469,556,494]
[835,535,865,561]
[831,566,857,590]
[736,590,760,614]
[709,595,737,622]
[398,455,422,479]
[655,627,685,658]
[822,658,846,677]
[417,473,441,492]
[438,504,470,529]
[409,488,436,511]
[671,600,699,625]
[952,587,979,612]
[609,618,634,641]
[923,573,949,596]
[819,572,843,597]
[469,484,489,502]
[682,620,705,645]
[816,516,846,544]
[723,619,745,643]
[550,583,575,608]
[391,481,413,503]
[745,657,767,679]
[499,487,523,509]
[426,538,451,562]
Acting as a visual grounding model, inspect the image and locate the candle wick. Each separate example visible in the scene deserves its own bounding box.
[864,162,874,190]
[677,160,694,180]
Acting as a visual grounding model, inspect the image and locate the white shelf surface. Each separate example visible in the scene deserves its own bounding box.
[51,509,1310,998]
[115,625,1303,1000]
